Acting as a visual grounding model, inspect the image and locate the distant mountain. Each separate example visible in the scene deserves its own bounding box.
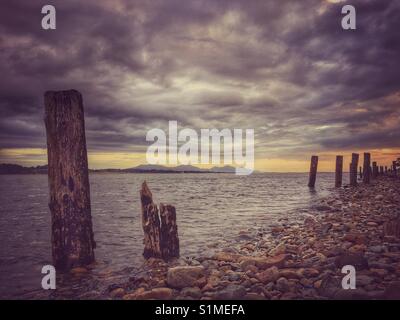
[131,164,207,172]
[210,165,236,173]
[130,164,173,171]
[0,163,240,174]
[0,163,48,174]
[174,165,206,172]
[131,164,236,173]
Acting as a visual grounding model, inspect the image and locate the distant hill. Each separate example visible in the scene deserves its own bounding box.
[127,164,205,172]
[210,165,236,173]
[124,164,237,173]
[0,163,239,174]
[174,165,205,172]
[131,164,173,171]
[0,163,48,174]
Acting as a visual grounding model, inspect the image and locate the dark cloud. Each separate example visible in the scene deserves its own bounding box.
[319,128,400,150]
[0,0,399,161]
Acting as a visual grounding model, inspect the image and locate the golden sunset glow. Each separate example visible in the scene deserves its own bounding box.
[2,147,399,172]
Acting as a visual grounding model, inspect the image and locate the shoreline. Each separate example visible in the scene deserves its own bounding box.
[101,175,400,300]
[11,175,400,300]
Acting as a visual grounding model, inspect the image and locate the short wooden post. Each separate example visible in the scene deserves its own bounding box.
[160,204,180,259]
[44,90,95,270]
[372,162,378,178]
[385,166,388,174]
[140,181,162,259]
[140,181,180,260]
[393,161,398,177]
[349,153,359,186]
[363,153,371,184]
[308,155,318,188]
[335,155,343,188]
[379,166,384,175]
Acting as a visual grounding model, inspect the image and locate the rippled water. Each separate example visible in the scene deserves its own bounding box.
[0,172,348,298]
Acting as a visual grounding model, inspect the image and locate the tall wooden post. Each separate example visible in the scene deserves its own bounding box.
[335,155,343,188]
[350,153,359,186]
[308,155,318,188]
[44,90,95,270]
[372,162,378,178]
[363,153,371,184]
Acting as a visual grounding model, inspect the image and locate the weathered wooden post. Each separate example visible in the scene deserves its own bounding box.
[363,153,371,184]
[349,153,359,186]
[359,166,363,179]
[372,162,378,178]
[335,155,343,188]
[308,155,318,188]
[379,166,384,175]
[44,90,95,270]
[140,181,180,260]
[385,166,388,174]
[160,204,180,259]
[349,163,353,184]
[140,181,162,259]
[393,161,398,177]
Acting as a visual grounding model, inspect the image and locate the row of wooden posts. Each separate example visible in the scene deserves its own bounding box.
[43,89,399,271]
[308,153,399,188]
[44,90,179,271]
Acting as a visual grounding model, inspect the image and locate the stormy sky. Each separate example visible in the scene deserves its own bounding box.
[0,0,399,171]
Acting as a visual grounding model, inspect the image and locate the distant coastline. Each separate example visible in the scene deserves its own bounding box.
[0,163,239,174]
[0,163,342,175]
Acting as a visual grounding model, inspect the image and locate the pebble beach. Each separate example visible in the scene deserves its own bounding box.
[96,175,400,300]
